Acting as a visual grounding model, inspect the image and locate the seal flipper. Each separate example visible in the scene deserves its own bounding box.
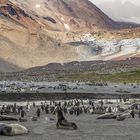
[71,123,78,130]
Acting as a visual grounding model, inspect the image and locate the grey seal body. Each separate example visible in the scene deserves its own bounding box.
[0,123,28,136]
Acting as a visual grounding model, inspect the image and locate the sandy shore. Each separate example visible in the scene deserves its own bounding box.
[0,111,140,140]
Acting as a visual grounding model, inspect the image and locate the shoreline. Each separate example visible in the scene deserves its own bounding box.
[0,92,140,101]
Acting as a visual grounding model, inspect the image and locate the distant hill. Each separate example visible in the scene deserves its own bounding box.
[0,59,21,72]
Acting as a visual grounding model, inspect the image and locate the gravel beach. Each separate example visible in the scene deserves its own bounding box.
[1,111,140,140]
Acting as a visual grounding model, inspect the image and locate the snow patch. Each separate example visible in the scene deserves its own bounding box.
[35,4,41,8]
[61,17,65,21]
[64,23,70,31]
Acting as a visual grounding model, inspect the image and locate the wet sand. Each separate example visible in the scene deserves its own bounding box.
[1,112,140,140]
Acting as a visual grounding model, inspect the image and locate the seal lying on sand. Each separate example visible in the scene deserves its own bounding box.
[97,110,133,121]
[31,116,37,121]
[116,110,133,121]
[55,107,77,130]
[96,113,117,119]
[0,123,29,136]
[0,115,18,121]
[19,118,28,122]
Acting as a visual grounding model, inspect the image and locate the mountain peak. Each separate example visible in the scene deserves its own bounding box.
[7,0,116,32]
[0,0,139,72]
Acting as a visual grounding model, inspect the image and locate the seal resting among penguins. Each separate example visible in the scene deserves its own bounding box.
[55,107,77,130]
[0,115,18,121]
[0,123,29,136]
[31,116,37,121]
[116,110,133,121]
[96,110,133,120]
[19,118,28,122]
[96,113,117,119]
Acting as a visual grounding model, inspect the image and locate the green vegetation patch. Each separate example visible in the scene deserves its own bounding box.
[55,70,140,83]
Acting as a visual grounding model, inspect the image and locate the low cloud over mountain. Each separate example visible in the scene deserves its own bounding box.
[91,0,140,24]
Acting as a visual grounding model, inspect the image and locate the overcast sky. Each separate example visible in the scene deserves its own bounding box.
[89,0,140,23]
[90,0,140,6]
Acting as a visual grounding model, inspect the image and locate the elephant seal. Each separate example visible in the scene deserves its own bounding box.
[55,107,77,130]
[116,110,132,121]
[0,123,11,135]
[31,116,37,121]
[97,110,133,120]
[96,113,117,119]
[19,118,28,122]
[0,115,18,121]
[56,121,77,130]
[0,123,29,136]
[116,115,126,121]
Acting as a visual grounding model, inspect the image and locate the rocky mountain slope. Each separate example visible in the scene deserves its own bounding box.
[0,58,21,72]
[25,57,140,74]
[0,0,140,72]
[10,0,115,31]
[1,58,140,81]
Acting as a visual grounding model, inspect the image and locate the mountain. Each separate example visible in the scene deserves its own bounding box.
[9,0,115,31]
[0,0,80,70]
[0,0,140,72]
[3,58,140,81]
[0,59,21,72]
[98,0,140,24]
